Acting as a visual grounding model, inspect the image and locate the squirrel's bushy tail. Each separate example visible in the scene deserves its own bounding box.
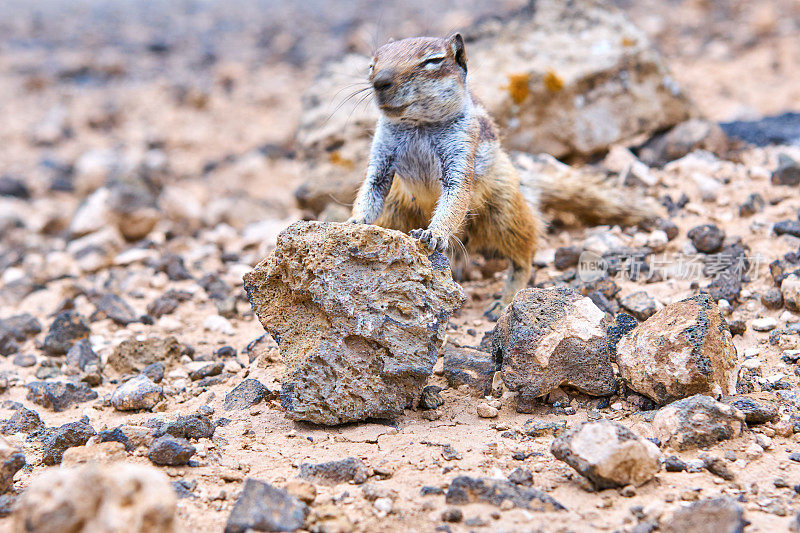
[514,153,656,227]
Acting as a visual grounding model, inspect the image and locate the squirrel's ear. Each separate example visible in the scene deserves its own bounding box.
[448,33,467,73]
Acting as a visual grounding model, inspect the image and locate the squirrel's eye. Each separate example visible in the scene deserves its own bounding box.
[421,57,444,68]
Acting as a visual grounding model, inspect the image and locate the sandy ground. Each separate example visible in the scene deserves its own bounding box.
[1,1,800,531]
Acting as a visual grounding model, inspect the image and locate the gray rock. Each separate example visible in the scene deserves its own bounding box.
[507,467,533,486]
[111,375,163,411]
[638,119,730,166]
[158,414,214,440]
[774,220,800,238]
[26,381,98,412]
[721,111,800,147]
[243,222,464,425]
[761,287,784,309]
[224,379,272,410]
[42,311,90,356]
[225,479,308,533]
[652,395,745,451]
[142,362,165,383]
[91,293,138,325]
[188,361,223,381]
[64,339,100,372]
[443,346,496,396]
[664,455,687,472]
[725,396,777,424]
[12,353,36,367]
[0,175,30,199]
[687,224,725,254]
[445,476,564,511]
[43,418,96,465]
[0,405,44,434]
[523,419,567,438]
[771,153,800,186]
[0,313,41,356]
[739,193,765,217]
[619,291,657,321]
[493,287,616,401]
[616,294,738,405]
[0,442,25,493]
[298,457,369,486]
[147,289,192,318]
[551,420,662,489]
[661,497,746,533]
[148,435,195,466]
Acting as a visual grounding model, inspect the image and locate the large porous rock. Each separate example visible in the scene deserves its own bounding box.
[26,381,98,412]
[225,479,309,533]
[12,463,176,533]
[652,395,745,451]
[550,420,662,489]
[616,294,739,405]
[492,287,615,403]
[293,0,691,216]
[243,221,465,425]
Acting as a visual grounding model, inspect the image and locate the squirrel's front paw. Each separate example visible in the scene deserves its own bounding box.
[410,228,448,252]
[346,216,367,224]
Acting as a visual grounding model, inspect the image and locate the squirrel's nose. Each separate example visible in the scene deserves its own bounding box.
[372,70,394,91]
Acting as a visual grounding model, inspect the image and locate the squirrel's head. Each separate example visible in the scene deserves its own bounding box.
[369,34,468,124]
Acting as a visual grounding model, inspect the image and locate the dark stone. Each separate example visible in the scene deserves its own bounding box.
[421,486,445,496]
[619,291,657,321]
[298,457,369,485]
[728,318,746,336]
[507,467,533,486]
[0,313,42,356]
[189,361,224,381]
[572,274,620,300]
[762,288,784,309]
[443,346,496,396]
[445,476,564,511]
[704,273,742,302]
[147,289,193,318]
[0,175,30,199]
[224,478,308,533]
[0,405,44,435]
[606,313,638,358]
[587,290,618,315]
[148,435,196,466]
[522,419,566,437]
[64,339,100,371]
[664,455,687,472]
[215,346,236,358]
[97,427,132,451]
[0,494,15,517]
[554,246,582,270]
[159,414,215,440]
[224,379,272,410]
[771,153,800,186]
[43,418,96,465]
[720,112,800,147]
[42,311,90,356]
[156,254,193,281]
[726,397,777,424]
[419,385,444,410]
[91,293,138,325]
[701,454,734,480]
[440,508,463,523]
[659,218,680,240]
[688,224,725,254]
[26,381,98,412]
[12,353,36,367]
[142,362,165,383]
[775,220,800,238]
[739,193,765,217]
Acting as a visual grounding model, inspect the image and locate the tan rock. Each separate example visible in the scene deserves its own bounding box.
[652,395,745,451]
[61,442,128,466]
[616,294,739,404]
[13,463,176,533]
[243,221,465,425]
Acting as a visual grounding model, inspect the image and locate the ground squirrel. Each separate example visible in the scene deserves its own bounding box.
[348,34,649,318]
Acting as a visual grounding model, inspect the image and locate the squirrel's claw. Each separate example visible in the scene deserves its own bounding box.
[411,228,448,252]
